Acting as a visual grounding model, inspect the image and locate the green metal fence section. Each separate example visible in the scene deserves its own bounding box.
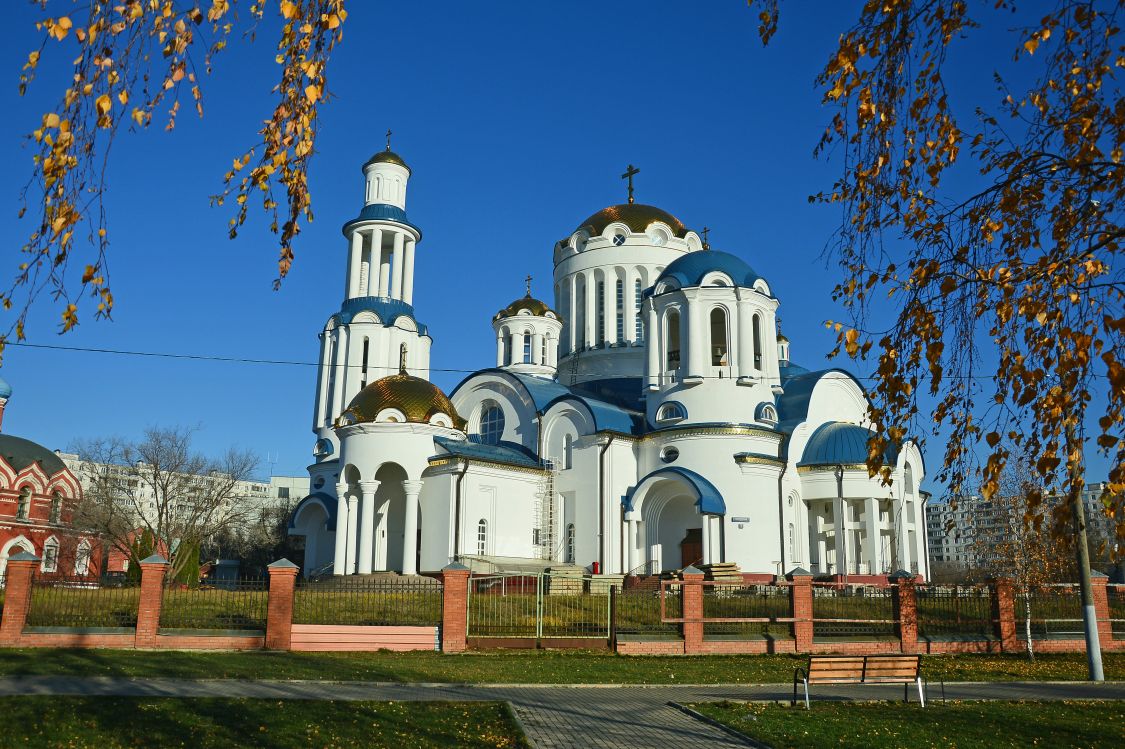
[1019,583,1083,639]
[614,586,681,637]
[916,585,994,639]
[702,583,792,639]
[811,583,896,639]
[159,578,268,632]
[1110,585,1125,639]
[292,577,443,626]
[26,576,140,629]
[466,572,615,640]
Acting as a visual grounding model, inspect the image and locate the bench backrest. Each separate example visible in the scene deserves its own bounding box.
[806,654,920,683]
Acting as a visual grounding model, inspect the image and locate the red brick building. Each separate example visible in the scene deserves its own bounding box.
[0,377,98,581]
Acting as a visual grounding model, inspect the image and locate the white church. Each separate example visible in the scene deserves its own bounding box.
[288,145,929,581]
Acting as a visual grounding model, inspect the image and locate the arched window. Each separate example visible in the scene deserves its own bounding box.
[361,337,370,387]
[566,523,575,563]
[615,279,624,343]
[710,308,729,366]
[752,313,762,370]
[541,335,548,365]
[596,281,606,345]
[477,519,488,556]
[656,402,687,423]
[523,330,533,363]
[50,492,63,524]
[74,539,92,576]
[634,280,643,342]
[904,462,915,495]
[17,487,31,520]
[563,434,574,470]
[665,309,681,371]
[479,404,505,446]
[502,334,512,366]
[42,537,59,573]
[576,280,587,348]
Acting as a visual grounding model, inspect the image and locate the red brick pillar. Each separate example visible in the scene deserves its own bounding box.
[991,578,1019,652]
[266,559,300,651]
[135,554,169,648]
[788,568,814,652]
[0,552,39,646]
[681,566,705,654]
[892,571,919,653]
[1091,571,1112,647]
[441,562,470,653]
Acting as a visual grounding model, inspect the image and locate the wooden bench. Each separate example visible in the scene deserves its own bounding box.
[793,654,926,709]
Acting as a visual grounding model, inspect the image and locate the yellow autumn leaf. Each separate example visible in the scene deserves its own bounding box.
[52,16,73,41]
[117,90,129,105]
[1024,37,1039,55]
[95,94,112,117]
[44,113,60,128]
[304,84,321,103]
[279,1,299,20]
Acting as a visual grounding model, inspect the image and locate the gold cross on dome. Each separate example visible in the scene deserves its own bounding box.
[525,274,533,297]
[621,164,640,204]
[385,128,393,151]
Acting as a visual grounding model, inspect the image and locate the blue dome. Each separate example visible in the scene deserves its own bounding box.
[798,421,899,467]
[342,203,422,237]
[0,376,11,399]
[654,250,764,291]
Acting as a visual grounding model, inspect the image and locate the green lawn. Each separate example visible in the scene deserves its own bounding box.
[0,649,1122,684]
[4,696,527,748]
[691,700,1125,748]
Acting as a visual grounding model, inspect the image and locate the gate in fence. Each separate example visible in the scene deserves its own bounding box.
[466,572,614,642]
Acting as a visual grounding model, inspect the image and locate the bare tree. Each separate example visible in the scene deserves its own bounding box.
[71,426,258,582]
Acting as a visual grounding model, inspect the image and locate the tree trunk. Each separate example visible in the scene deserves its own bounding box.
[1023,591,1034,662]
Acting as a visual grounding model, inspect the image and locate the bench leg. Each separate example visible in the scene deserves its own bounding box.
[917,677,925,708]
[804,679,810,710]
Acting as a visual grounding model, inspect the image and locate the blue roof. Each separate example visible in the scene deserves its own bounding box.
[0,376,11,399]
[776,368,862,434]
[451,370,643,435]
[624,467,726,515]
[342,202,422,236]
[434,436,542,469]
[798,421,899,467]
[288,492,338,532]
[332,296,429,336]
[652,250,765,293]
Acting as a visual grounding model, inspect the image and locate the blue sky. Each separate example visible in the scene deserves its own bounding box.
[0,1,1111,488]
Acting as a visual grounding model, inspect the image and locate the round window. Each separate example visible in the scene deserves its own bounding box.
[313,476,325,490]
[612,233,627,246]
[660,446,680,464]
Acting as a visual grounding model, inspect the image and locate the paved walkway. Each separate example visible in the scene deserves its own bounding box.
[3,677,1124,748]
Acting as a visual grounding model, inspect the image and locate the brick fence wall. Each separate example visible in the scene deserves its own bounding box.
[1,551,1121,656]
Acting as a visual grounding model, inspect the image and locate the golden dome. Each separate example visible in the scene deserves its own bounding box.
[494,295,558,321]
[576,203,688,238]
[338,373,464,429]
[363,149,410,173]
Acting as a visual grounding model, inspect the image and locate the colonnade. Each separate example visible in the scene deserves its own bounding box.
[559,268,650,355]
[332,478,424,575]
[494,329,558,368]
[809,496,910,576]
[345,226,417,304]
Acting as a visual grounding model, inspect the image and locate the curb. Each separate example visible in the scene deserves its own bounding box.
[504,701,538,749]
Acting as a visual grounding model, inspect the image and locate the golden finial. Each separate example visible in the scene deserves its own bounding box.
[399,342,407,374]
[621,164,640,205]
[701,227,711,250]
[525,274,533,297]
[386,128,393,151]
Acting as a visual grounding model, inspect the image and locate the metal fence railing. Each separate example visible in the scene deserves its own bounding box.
[159,578,268,632]
[703,583,792,638]
[811,583,896,639]
[466,572,614,639]
[25,575,140,629]
[292,577,442,626]
[1109,584,1125,639]
[1018,584,1083,639]
[916,585,994,639]
[613,587,681,637]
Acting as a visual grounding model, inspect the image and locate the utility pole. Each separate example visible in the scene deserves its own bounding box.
[1066,417,1104,681]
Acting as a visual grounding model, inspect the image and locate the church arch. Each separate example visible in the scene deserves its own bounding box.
[477,401,506,445]
[752,313,763,371]
[710,306,730,367]
[372,462,410,572]
[664,307,682,374]
[0,534,35,578]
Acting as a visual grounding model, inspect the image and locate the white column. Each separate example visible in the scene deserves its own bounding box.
[362,228,381,296]
[531,332,544,365]
[624,271,637,343]
[737,299,754,379]
[584,271,596,348]
[567,278,578,353]
[330,327,349,423]
[496,334,506,367]
[833,497,847,576]
[314,331,331,429]
[627,520,638,573]
[333,483,349,574]
[864,497,879,575]
[402,480,423,575]
[403,238,416,305]
[347,231,363,298]
[686,298,705,379]
[895,502,912,572]
[701,515,712,566]
[390,231,405,300]
[511,331,521,364]
[346,495,359,574]
[358,480,379,574]
[645,303,659,389]
[375,498,390,570]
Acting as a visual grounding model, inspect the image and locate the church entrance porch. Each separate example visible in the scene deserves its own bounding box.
[625,468,726,575]
[679,528,703,569]
[334,462,424,576]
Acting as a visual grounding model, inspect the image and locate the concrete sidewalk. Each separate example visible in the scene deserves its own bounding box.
[2,677,1123,749]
